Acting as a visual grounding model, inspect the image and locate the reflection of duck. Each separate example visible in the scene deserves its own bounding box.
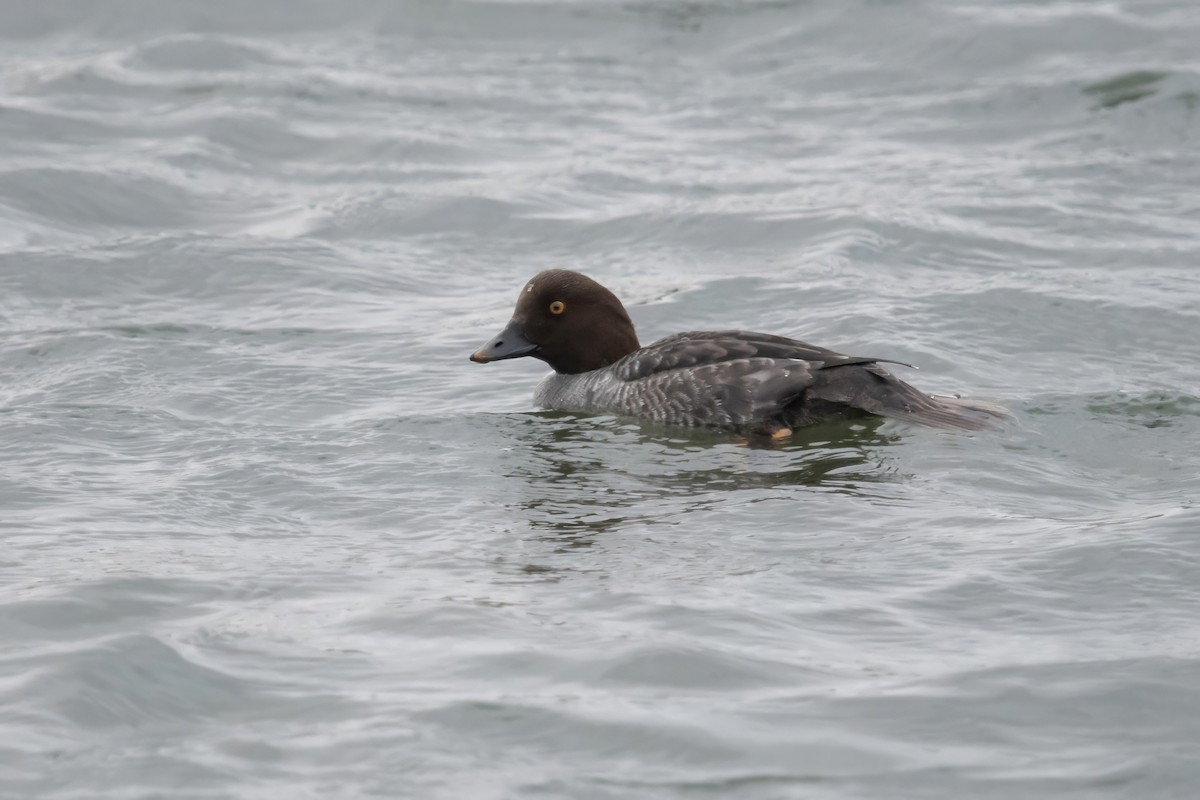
[471,270,1007,436]
[504,414,901,542]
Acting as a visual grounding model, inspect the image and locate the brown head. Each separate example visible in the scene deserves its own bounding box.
[470,269,641,374]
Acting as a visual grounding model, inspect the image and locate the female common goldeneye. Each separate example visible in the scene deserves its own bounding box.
[470,269,1006,436]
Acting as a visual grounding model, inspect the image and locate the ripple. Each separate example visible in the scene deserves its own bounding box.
[1085,391,1200,428]
[127,34,284,72]
[1084,70,1169,109]
[11,634,262,730]
[0,166,214,230]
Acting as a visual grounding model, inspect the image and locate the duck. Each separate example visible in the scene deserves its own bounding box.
[469,269,1007,436]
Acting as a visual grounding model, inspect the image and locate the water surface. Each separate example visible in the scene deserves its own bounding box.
[2,1,1200,798]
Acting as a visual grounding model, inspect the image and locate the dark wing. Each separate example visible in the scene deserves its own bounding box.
[603,331,856,429]
[604,331,1002,432]
[614,330,904,382]
[806,362,1009,431]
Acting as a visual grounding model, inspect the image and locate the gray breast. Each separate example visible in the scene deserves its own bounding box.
[533,371,614,414]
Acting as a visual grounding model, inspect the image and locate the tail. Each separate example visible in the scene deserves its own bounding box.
[805,363,1009,431]
[886,392,1011,431]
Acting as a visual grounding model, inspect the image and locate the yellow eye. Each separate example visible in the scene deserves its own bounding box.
[549,300,566,315]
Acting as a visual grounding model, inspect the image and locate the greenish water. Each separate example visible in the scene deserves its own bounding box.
[2,1,1199,798]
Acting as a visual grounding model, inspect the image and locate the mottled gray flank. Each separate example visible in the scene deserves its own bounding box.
[541,352,810,429]
[536,332,819,430]
[534,330,1006,431]
[3,1,1200,799]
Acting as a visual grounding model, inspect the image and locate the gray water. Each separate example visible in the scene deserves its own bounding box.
[3,1,1200,798]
